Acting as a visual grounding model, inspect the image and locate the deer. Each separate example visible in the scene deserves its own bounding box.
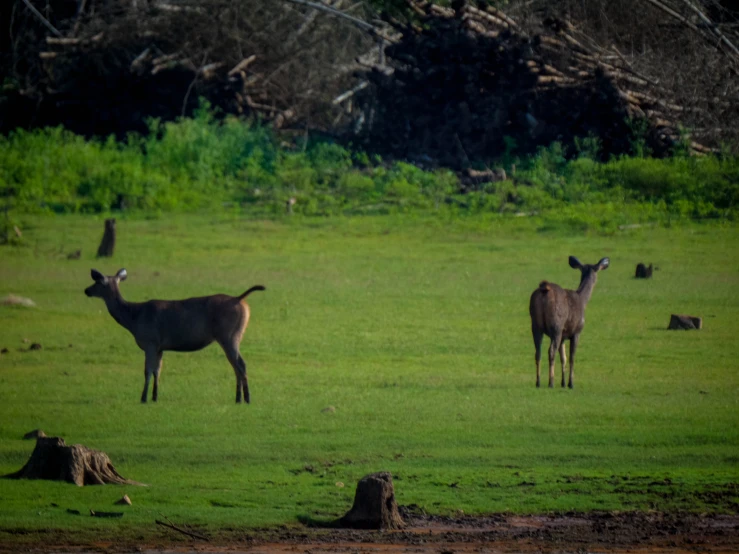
[529,256,609,389]
[84,268,265,403]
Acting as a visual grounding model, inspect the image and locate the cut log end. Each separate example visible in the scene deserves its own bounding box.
[340,472,405,530]
[668,314,702,330]
[4,437,143,487]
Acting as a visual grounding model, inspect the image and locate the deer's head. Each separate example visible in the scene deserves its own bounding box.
[85,268,127,299]
[569,256,609,286]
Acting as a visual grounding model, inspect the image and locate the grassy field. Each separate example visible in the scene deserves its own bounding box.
[0,213,738,540]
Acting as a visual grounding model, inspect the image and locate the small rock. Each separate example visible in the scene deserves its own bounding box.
[23,429,46,440]
[336,482,345,488]
[29,343,42,351]
[67,509,81,515]
[22,338,30,343]
[1,295,36,308]
[1,348,8,354]
[66,249,81,260]
[321,406,336,413]
[114,495,132,506]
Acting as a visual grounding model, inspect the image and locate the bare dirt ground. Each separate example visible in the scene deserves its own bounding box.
[7,511,739,554]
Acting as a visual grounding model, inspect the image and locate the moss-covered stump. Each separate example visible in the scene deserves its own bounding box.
[4,436,141,486]
[340,472,404,529]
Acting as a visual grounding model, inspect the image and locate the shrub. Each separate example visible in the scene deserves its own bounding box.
[1,105,736,225]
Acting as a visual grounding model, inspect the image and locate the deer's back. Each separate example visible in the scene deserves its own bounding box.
[530,282,586,339]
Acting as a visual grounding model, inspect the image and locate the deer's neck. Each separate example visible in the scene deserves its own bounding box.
[103,291,138,335]
[576,272,598,306]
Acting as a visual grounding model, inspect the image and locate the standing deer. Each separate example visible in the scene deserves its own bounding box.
[84,268,265,403]
[529,256,609,389]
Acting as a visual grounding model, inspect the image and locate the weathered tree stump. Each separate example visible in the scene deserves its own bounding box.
[339,472,405,529]
[96,218,116,258]
[4,437,142,486]
[635,263,653,279]
[668,314,703,330]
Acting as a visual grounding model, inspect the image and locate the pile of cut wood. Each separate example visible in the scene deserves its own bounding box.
[343,0,735,166]
[3,0,736,165]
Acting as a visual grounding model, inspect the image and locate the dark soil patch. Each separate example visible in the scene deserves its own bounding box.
[2,511,738,553]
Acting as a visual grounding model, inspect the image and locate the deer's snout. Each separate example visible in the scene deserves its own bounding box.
[84,285,96,297]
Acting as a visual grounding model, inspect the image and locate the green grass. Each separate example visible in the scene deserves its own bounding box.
[0,214,738,540]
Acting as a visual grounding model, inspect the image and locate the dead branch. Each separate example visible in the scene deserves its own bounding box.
[333,81,369,104]
[282,0,394,42]
[155,520,209,541]
[19,0,62,37]
[228,55,257,76]
[678,0,739,61]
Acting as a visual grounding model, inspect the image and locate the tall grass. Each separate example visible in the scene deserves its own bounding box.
[1,102,737,225]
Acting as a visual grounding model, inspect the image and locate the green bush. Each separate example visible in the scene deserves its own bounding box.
[1,104,737,226]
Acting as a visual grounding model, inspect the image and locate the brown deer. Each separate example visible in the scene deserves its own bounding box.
[84,268,265,403]
[529,256,609,389]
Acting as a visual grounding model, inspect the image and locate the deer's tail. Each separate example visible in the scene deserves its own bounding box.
[239,285,266,299]
[538,281,552,292]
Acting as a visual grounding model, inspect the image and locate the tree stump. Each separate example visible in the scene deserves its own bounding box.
[635,263,653,279]
[4,437,142,486]
[96,218,116,258]
[339,472,405,530]
[668,314,702,330]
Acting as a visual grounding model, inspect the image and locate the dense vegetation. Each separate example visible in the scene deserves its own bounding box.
[1,105,737,237]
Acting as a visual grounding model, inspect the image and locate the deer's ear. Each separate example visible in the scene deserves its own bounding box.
[568,256,583,270]
[115,268,128,282]
[91,269,106,283]
[597,257,610,270]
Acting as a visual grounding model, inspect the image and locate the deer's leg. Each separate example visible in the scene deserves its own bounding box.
[221,342,249,404]
[141,349,160,403]
[532,327,544,388]
[568,334,579,389]
[559,340,567,388]
[548,334,561,388]
[151,351,163,402]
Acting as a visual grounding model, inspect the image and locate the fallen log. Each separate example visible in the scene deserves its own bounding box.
[463,6,510,29]
[484,5,518,29]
